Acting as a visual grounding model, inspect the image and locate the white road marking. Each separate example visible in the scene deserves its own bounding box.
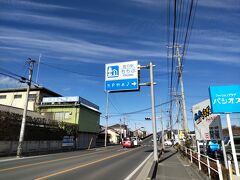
[124,152,153,180]
[0,154,49,163]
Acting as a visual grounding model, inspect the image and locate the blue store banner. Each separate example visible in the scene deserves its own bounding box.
[209,85,240,113]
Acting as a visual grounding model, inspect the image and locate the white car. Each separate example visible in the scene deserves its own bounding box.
[131,137,139,146]
[164,140,172,146]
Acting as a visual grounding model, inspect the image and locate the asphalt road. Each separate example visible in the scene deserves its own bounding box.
[0,139,153,180]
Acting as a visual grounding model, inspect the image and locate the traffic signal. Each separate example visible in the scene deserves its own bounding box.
[145,117,151,120]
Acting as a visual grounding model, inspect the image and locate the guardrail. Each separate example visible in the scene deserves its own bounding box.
[179,145,223,180]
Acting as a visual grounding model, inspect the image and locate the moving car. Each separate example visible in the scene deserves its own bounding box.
[122,137,134,148]
[131,137,139,146]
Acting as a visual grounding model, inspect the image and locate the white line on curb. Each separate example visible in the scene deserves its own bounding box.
[0,154,49,163]
[124,152,153,180]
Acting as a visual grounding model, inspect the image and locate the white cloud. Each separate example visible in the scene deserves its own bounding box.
[187,51,239,64]
[130,0,161,7]
[198,0,240,9]
[0,0,73,10]
[0,12,118,35]
[0,76,22,87]
[0,27,165,64]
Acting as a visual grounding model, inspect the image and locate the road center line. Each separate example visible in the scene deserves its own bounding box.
[0,147,119,172]
[35,148,139,180]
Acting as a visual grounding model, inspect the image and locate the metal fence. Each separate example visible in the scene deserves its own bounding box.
[180,145,223,180]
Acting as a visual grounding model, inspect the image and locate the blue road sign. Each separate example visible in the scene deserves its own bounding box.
[209,85,240,113]
[105,79,138,91]
[105,61,139,92]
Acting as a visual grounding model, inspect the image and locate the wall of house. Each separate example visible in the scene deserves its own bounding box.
[76,132,97,149]
[78,106,100,133]
[39,106,79,124]
[0,90,40,111]
[107,130,119,144]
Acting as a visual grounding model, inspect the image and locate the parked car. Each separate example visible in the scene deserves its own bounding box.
[122,137,134,148]
[164,140,173,146]
[224,136,240,161]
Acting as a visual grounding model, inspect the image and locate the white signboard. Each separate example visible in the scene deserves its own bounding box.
[42,96,79,103]
[192,99,223,141]
[105,61,139,92]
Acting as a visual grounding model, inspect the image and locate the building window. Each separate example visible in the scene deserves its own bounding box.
[54,112,71,121]
[28,94,37,101]
[0,95,6,99]
[14,94,22,99]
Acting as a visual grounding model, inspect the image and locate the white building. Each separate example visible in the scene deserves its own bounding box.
[0,87,61,111]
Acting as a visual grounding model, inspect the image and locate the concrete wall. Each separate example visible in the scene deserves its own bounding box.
[0,140,62,156]
[0,133,98,156]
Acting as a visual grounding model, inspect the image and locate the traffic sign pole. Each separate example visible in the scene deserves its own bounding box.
[226,113,239,176]
[150,62,158,161]
[104,91,109,147]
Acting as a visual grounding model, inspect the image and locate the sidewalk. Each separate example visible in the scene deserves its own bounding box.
[156,147,205,180]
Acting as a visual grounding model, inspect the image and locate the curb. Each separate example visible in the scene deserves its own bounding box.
[146,149,163,180]
[146,160,158,180]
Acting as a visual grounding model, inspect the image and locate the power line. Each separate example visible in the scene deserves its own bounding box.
[108,95,122,115]
[181,0,198,66]
[41,62,104,78]
[121,100,174,116]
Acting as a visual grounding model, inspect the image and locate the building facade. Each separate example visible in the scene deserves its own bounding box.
[0,87,61,111]
[38,96,101,149]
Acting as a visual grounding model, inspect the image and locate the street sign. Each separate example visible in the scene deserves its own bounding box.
[105,61,139,92]
[192,99,223,141]
[209,85,240,113]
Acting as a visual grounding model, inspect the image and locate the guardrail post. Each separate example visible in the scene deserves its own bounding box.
[198,152,201,171]
[228,160,233,180]
[185,147,187,156]
[217,160,223,180]
[190,149,192,163]
[207,156,211,179]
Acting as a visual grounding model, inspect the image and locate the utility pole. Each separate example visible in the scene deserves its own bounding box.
[120,118,122,142]
[17,58,35,158]
[176,45,188,133]
[161,108,165,150]
[175,95,180,141]
[104,91,109,147]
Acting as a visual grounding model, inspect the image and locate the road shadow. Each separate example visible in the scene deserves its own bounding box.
[144,149,153,153]
[158,150,178,163]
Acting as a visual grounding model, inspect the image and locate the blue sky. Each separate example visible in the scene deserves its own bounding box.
[0,0,239,133]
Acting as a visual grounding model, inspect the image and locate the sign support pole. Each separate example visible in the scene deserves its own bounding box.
[219,117,228,169]
[150,62,158,161]
[226,113,239,176]
[104,91,109,147]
